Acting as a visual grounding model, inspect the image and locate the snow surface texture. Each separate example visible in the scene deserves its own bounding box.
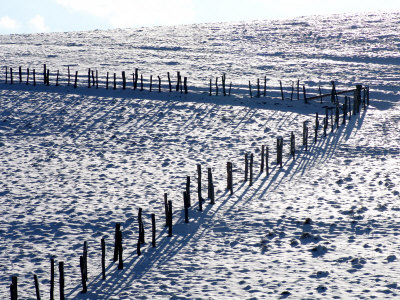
[0,11,400,299]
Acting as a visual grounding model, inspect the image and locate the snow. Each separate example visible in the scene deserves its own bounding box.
[1,11,400,299]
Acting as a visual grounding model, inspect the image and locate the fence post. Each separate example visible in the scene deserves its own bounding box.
[67,66,70,86]
[34,274,41,300]
[122,71,126,89]
[50,257,54,300]
[26,68,30,85]
[150,75,153,92]
[290,132,295,160]
[117,231,123,269]
[10,276,17,300]
[59,261,64,300]
[176,71,181,91]
[134,69,139,90]
[113,223,121,262]
[46,69,50,86]
[222,73,226,96]
[5,66,7,84]
[314,113,319,143]
[216,77,219,96]
[244,153,248,182]
[151,214,156,247]
[279,80,284,101]
[158,76,161,92]
[167,72,171,92]
[138,208,144,244]
[101,238,106,280]
[184,77,188,94]
[43,64,46,85]
[168,200,173,237]
[96,70,98,88]
[277,137,283,168]
[106,72,109,89]
[260,145,265,173]
[303,85,307,104]
[186,176,191,207]
[80,256,87,293]
[184,191,189,223]
[248,81,252,98]
[10,67,13,84]
[266,146,269,176]
[164,193,169,226]
[249,153,254,186]
[208,168,215,204]
[290,81,294,101]
[197,164,203,211]
[83,241,88,281]
[113,73,116,90]
[297,79,300,100]
[226,162,233,194]
[56,70,59,86]
[33,69,36,86]
[323,117,327,137]
[257,78,260,98]
[140,74,144,91]
[335,104,339,128]
[209,78,212,96]
[88,68,91,88]
[74,71,78,88]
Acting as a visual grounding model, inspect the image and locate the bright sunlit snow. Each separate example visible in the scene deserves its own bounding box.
[1,11,400,299]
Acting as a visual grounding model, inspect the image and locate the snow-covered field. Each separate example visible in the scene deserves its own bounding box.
[1,11,399,299]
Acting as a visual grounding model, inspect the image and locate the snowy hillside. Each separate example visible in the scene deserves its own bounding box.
[1,12,400,299]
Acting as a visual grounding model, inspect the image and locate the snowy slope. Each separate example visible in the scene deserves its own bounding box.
[0,12,399,299]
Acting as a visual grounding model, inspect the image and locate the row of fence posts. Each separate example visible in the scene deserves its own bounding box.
[3,65,190,94]
[8,84,369,299]
[4,65,369,104]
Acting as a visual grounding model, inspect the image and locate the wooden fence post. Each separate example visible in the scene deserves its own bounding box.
[222,73,226,96]
[164,193,169,226]
[134,69,139,90]
[266,146,269,176]
[10,276,17,300]
[101,238,106,280]
[176,71,180,91]
[249,81,252,98]
[186,176,191,207]
[168,200,173,237]
[5,66,7,84]
[290,132,295,160]
[303,85,307,104]
[314,113,319,143]
[209,78,212,96]
[277,137,283,168]
[26,68,30,85]
[297,79,300,100]
[216,77,219,96]
[88,69,91,88]
[46,69,50,86]
[208,168,215,204]
[158,76,161,92]
[83,241,88,282]
[10,67,13,84]
[117,231,123,269]
[249,153,254,186]
[74,71,78,88]
[197,164,203,211]
[122,71,126,89]
[227,162,233,194]
[113,223,121,262]
[96,70,98,88]
[18,66,22,83]
[323,117,327,137]
[184,191,189,223]
[244,153,248,182]
[151,214,156,247]
[56,70,59,86]
[59,261,64,300]
[184,77,188,94]
[335,104,339,128]
[43,64,46,85]
[67,66,70,86]
[113,73,116,90]
[140,74,144,91]
[150,75,153,92]
[279,80,284,101]
[50,257,54,300]
[34,274,41,300]
[33,69,36,86]
[257,78,260,98]
[260,145,265,173]
[290,81,294,101]
[138,208,144,244]
[167,72,171,92]
[80,256,87,293]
